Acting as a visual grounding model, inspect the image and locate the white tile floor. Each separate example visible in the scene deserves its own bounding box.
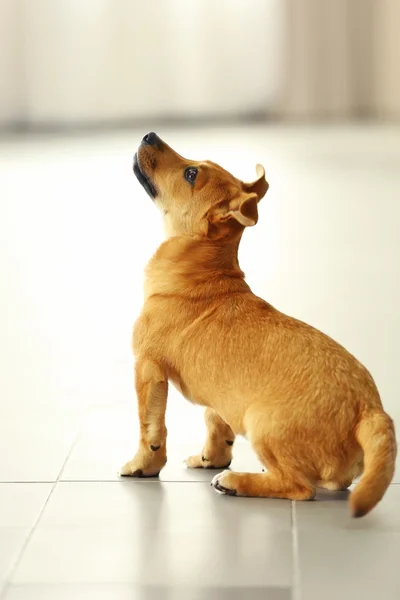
[0,124,399,599]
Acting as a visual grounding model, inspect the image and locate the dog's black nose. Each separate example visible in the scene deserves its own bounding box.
[142,132,159,146]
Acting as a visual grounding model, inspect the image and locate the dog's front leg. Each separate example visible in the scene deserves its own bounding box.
[185,408,235,469]
[120,359,168,477]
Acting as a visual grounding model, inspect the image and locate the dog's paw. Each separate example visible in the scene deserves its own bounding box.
[184,454,231,470]
[211,470,238,496]
[119,457,161,478]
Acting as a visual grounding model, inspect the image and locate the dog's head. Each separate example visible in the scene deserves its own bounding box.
[133,132,269,239]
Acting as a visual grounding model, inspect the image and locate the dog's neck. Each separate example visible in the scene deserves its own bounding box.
[143,235,250,300]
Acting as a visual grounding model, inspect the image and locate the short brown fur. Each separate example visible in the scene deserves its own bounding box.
[121,134,397,517]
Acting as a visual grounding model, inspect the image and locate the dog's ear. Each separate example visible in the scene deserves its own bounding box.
[242,164,269,200]
[213,192,259,228]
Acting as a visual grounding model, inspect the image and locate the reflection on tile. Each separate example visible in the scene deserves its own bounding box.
[297,528,400,600]
[39,481,291,530]
[4,583,291,600]
[296,486,400,599]
[297,483,400,532]
[12,482,292,587]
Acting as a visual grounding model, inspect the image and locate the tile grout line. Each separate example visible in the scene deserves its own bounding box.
[0,481,54,484]
[0,478,399,485]
[291,501,301,600]
[0,410,88,600]
[0,484,56,600]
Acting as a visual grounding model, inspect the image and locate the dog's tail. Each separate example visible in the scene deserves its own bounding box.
[349,410,397,518]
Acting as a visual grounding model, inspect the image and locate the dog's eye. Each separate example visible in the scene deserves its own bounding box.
[184,167,198,184]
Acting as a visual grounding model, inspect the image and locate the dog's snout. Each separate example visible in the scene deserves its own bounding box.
[142,132,159,146]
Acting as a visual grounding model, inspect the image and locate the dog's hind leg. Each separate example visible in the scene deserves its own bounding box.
[185,408,235,469]
[120,359,168,477]
[211,410,315,500]
[211,465,315,500]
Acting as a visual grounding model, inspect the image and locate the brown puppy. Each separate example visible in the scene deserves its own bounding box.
[121,132,397,517]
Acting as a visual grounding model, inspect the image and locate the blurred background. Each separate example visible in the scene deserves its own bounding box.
[1,0,400,127]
